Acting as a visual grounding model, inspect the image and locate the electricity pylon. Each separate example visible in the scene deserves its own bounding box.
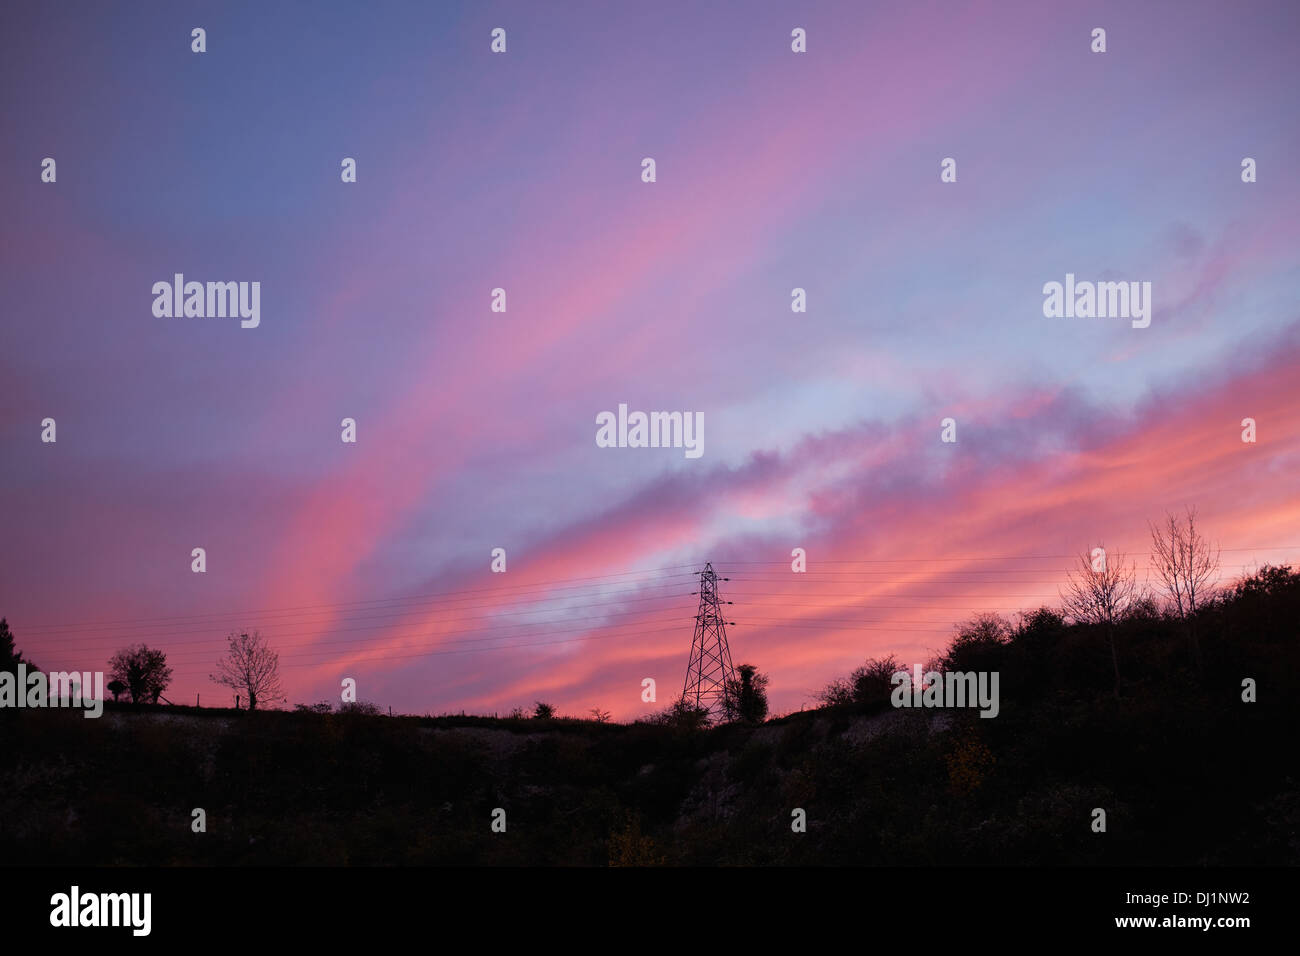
[682,562,737,722]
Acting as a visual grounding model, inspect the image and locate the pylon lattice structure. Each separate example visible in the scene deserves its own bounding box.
[682,562,737,722]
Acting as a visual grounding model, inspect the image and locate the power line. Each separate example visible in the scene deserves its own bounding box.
[21,562,1276,643]
[16,553,1294,633]
[149,624,692,677]
[20,586,699,645]
[26,603,699,656]
[15,565,703,630]
[157,614,696,667]
[20,550,1296,696]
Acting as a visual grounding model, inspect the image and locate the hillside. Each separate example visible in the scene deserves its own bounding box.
[2,566,1297,866]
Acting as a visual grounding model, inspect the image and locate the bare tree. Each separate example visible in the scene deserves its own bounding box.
[1060,547,1139,698]
[1149,507,1219,676]
[210,631,285,710]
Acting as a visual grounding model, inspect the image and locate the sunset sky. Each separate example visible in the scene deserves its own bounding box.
[2,0,1298,719]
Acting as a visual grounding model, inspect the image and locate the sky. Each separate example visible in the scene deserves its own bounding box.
[2,0,1298,719]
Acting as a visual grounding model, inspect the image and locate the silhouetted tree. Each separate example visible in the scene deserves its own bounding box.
[1060,548,1139,698]
[1014,607,1066,643]
[532,700,555,719]
[1149,507,1220,676]
[1233,563,1297,600]
[107,643,173,703]
[0,618,35,674]
[943,613,1012,671]
[817,675,855,707]
[818,654,903,707]
[1011,607,1067,692]
[723,663,770,723]
[1225,564,1299,651]
[210,630,284,711]
[106,679,127,702]
[853,654,903,700]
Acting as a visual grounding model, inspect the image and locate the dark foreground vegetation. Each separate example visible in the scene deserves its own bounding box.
[2,565,1297,866]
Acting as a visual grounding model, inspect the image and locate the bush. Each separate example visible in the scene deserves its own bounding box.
[337,700,382,716]
[641,697,710,732]
[817,654,901,707]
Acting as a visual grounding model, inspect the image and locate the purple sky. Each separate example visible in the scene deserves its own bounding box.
[2,0,1299,718]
